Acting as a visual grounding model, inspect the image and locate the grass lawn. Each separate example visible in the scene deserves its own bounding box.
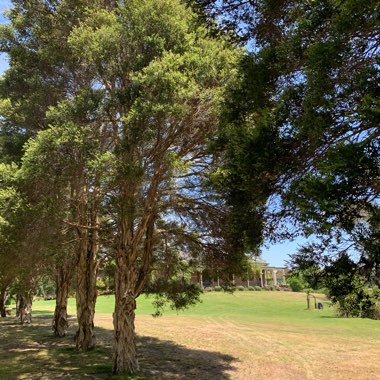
[1,291,379,379]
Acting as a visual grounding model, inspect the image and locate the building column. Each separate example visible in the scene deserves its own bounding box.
[260,270,264,287]
[273,270,277,286]
[282,269,286,284]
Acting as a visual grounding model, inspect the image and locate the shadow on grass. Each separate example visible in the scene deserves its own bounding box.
[0,315,236,379]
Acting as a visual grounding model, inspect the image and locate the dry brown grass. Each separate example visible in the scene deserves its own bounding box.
[123,314,379,380]
[1,292,380,379]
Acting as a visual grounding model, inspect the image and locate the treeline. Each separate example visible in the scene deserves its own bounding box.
[0,0,244,375]
[0,0,379,376]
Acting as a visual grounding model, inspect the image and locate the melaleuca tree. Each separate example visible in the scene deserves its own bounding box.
[0,163,20,317]
[0,161,55,324]
[1,0,108,346]
[19,91,111,344]
[67,0,239,373]
[3,0,240,374]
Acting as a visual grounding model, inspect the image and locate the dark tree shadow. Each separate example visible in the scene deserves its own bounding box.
[0,315,237,379]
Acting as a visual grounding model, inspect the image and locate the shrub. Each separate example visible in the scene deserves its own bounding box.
[247,286,255,291]
[236,285,245,291]
[223,285,236,293]
[204,286,213,292]
[287,277,306,292]
[254,286,262,291]
[213,286,223,292]
[335,284,380,319]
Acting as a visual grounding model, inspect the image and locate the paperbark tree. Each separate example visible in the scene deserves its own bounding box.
[1,1,107,348]
[2,0,240,373]
[20,110,108,348]
[68,0,239,373]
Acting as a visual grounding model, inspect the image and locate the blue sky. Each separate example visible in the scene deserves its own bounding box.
[0,0,298,267]
[0,0,10,72]
[261,238,303,267]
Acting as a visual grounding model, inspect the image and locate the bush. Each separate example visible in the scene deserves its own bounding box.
[254,286,262,291]
[236,285,245,291]
[287,277,306,292]
[247,286,255,291]
[223,285,236,293]
[213,286,223,292]
[336,285,380,319]
[204,286,213,292]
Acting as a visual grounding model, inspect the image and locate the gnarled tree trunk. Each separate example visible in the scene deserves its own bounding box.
[0,288,7,317]
[52,262,73,337]
[112,216,155,374]
[71,179,100,350]
[112,254,139,374]
[17,291,33,325]
[75,229,99,350]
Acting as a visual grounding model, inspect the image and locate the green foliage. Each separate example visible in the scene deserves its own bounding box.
[149,280,203,317]
[213,286,223,292]
[202,0,380,257]
[335,281,380,319]
[96,278,107,293]
[287,276,307,293]
[236,285,245,291]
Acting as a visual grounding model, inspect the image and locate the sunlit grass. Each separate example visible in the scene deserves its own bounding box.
[33,290,380,338]
[2,291,379,379]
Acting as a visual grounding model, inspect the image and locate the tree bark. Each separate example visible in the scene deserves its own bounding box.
[71,180,100,350]
[74,234,99,350]
[52,262,72,337]
[0,288,7,317]
[112,254,139,374]
[18,292,33,325]
[112,214,155,374]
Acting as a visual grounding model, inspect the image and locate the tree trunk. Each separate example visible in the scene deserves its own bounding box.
[75,235,99,350]
[112,255,139,374]
[52,263,72,337]
[16,294,22,319]
[18,292,33,325]
[71,179,100,350]
[0,288,7,317]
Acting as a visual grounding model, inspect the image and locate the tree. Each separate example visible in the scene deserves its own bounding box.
[1,0,107,347]
[20,102,108,347]
[0,163,20,317]
[193,0,380,274]
[2,0,240,373]
[66,0,239,373]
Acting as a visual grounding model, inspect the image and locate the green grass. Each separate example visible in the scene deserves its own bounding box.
[33,291,380,338]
